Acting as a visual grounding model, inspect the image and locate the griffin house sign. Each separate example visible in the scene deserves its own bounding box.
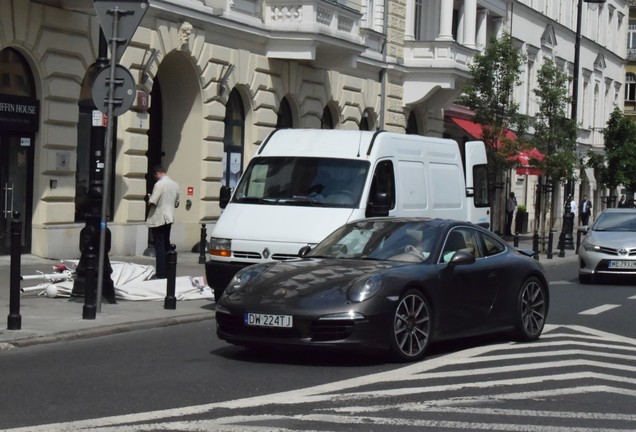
[0,94,40,132]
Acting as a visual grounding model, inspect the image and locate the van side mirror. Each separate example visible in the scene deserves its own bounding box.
[298,245,312,257]
[219,185,232,209]
[366,192,390,217]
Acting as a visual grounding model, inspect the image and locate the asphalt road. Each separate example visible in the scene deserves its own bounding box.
[0,260,635,431]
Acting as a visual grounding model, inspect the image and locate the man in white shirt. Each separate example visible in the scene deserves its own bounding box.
[146,165,180,279]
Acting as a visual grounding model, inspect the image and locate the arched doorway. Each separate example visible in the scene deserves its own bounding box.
[223,88,246,189]
[0,48,37,254]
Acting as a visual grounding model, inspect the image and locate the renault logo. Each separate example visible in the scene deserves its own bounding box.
[263,248,270,259]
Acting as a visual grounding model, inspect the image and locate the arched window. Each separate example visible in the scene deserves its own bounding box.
[223,88,245,188]
[276,96,293,128]
[0,48,35,96]
[360,108,376,131]
[406,111,419,135]
[321,105,335,129]
[625,73,636,102]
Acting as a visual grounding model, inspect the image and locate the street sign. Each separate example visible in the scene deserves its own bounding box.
[91,65,136,116]
[93,0,149,63]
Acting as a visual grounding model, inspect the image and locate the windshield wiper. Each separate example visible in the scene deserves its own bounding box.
[235,196,276,204]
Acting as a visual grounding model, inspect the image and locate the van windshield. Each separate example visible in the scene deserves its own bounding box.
[233,157,370,208]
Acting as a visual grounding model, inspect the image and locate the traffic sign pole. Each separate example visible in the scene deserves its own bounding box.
[91,0,148,313]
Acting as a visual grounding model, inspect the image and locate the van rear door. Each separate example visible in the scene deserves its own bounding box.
[464,141,490,228]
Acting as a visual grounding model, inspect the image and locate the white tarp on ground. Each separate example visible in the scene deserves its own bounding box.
[22,260,214,301]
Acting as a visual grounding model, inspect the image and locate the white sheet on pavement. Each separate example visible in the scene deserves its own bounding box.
[22,260,214,301]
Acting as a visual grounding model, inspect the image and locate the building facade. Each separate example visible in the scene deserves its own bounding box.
[0,0,627,258]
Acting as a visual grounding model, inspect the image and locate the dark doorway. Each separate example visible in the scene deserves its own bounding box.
[0,133,34,254]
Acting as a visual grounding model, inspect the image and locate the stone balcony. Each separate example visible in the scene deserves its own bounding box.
[402,39,478,105]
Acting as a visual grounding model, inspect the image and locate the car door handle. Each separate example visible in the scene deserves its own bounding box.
[488,272,497,279]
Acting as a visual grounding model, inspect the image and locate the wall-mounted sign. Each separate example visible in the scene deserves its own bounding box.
[187,186,194,196]
[0,94,40,132]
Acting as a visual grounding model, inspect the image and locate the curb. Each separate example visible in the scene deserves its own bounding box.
[0,313,213,350]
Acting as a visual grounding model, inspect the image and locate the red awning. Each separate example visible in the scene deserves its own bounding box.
[449,117,517,141]
[509,148,544,176]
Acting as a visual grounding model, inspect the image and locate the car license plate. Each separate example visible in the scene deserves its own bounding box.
[608,260,636,269]
[244,313,293,328]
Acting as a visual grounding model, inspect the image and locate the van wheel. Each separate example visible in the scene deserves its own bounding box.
[389,289,432,362]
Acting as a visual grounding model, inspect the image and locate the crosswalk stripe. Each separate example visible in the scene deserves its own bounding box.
[579,304,621,315]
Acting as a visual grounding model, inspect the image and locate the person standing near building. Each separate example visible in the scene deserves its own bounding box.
[618,194,628,208]
[579,194,592,226]
[146,165,180,279]
[505,192,517,237]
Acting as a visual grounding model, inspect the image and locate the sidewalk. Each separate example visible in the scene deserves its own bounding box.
[0,239,579,351]
[0,252,214,350]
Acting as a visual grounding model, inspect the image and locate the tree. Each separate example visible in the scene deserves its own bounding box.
[531,59,577,234]
[462,32,528,234]
[587,107,636,205]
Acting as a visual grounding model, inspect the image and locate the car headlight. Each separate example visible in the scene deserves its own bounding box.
[347,275,382,303]
[225,265,268,296]
[209,237,232,257]
[582,242,601,252]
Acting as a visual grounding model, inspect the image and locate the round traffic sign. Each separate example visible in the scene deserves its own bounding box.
[91,65,136,117]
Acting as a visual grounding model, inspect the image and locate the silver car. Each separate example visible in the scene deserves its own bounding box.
[578,208,636,283]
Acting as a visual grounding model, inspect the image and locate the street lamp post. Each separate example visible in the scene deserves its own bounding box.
[560,0,606,254]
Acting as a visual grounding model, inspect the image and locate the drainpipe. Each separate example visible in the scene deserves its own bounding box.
[378,0,389,130]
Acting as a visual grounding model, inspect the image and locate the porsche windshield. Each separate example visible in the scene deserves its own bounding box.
[233,157,369,208]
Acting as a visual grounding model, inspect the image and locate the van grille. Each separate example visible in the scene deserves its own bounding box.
[233,251,261,259]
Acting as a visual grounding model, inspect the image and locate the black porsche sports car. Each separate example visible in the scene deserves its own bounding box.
[215,218,549,362]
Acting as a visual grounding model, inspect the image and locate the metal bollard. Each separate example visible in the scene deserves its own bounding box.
[7,212,22,330]
[82,245,97,320]
[576,229,582,254]
[532,231,539,255]
[164,244,177,310]
[513,234,519,248]
[547,230,554,259]
[198,223,207,264]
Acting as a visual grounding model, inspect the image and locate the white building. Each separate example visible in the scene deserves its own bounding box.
[0,0,627,258]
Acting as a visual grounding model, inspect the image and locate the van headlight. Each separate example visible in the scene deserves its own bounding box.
[225,265,268,296]
[209,237,232,257]
[347,275,382,303]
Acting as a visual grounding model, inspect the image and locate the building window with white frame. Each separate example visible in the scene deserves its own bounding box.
[625,73,636,102]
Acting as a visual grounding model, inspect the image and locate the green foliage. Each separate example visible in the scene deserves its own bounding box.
[531,59,577,184]
[462,32,527,172]
[590,107,636,193]
[517,204,527,213]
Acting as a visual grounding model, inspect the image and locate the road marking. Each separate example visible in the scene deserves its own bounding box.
[5,324,636,432]
[550,280,575,285]
[579,304,620,315]
[629,295,636,300]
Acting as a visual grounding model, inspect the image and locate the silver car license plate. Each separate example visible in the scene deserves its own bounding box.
[608,260,636,269]
[244,313,293,328]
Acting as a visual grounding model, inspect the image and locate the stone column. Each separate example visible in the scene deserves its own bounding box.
[476,8,488,50]
[437,0,454,41]
[463,0,477,49]
[405,0,415,41]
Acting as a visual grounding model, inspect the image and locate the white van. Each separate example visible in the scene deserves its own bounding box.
[206,129,490,299]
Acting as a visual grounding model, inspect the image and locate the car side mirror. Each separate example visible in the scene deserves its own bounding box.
[446,250,475,270]
[366,192,390,217]
[219,185,232,209]
[298,245,312,258]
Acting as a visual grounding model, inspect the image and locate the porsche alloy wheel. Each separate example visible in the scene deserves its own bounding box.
[515,277,547,341]
[390,289,432,362]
